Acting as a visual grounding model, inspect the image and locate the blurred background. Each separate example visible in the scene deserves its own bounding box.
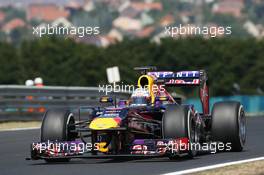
[0,0,264,121]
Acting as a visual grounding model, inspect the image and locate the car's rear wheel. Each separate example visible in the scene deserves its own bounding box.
[162,105,199,159]
[41,109,76,162]
[211,101,246,152]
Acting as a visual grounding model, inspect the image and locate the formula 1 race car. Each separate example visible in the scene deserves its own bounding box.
[29,67,246,162]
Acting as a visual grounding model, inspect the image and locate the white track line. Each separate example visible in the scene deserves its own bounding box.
[162,156,264,175]
[0,127,40,132]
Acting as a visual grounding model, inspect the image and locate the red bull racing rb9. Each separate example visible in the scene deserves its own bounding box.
[29,67,246,162]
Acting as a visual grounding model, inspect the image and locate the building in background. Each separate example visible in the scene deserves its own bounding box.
[0,0,262,45]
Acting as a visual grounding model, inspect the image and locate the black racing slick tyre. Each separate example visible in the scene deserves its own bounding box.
[162,105,198,158]
[211,101,246,152]
[41,109,76,162]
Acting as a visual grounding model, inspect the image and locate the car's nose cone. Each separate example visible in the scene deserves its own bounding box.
[89,117,120,130]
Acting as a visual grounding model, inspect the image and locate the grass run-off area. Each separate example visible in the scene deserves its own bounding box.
[192,160,264,175]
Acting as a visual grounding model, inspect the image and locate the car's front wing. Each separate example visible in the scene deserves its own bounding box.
[28,138,189,160]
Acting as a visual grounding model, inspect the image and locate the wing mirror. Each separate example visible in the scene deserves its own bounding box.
[155,96,169,102]
[99,96,113,103]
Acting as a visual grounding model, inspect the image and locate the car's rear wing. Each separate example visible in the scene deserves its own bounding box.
[147,70,207,86]
[147,70,209,115]
[134,67,209,114]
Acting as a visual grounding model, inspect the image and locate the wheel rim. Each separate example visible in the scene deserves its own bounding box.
[188,111,198,155]
[238,106,246,146]
[66,113,75,141]
[190,119,196,142]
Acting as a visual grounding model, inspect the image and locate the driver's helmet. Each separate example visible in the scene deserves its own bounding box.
[130,88,151,106]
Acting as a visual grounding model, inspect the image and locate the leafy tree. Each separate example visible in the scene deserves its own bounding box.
[0,43,22,84]
[0,36,263,97]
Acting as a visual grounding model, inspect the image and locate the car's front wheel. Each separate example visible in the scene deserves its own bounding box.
[162,105,199,159]
[41,109,76,162]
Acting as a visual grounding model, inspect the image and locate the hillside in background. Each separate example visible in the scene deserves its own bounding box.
[0,0,263,97]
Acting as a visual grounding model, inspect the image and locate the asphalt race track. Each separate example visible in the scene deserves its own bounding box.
[0,117,264,175]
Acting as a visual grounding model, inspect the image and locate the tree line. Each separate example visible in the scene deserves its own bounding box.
[0,36,263,97]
